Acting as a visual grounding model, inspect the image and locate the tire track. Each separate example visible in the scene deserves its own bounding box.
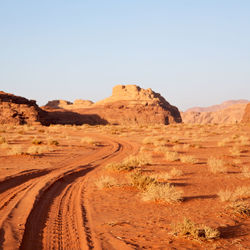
[0,134,137,250]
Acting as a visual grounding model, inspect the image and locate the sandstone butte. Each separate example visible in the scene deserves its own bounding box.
[242,102,250,123]
[1,85,182,126]
[0,91,48,125]
[181,100,249,124]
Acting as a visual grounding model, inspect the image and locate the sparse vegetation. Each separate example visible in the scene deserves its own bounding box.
[207,157,227,174]
[180,155,198,164]
[95,176,118,189]
[172,218,220,240]
[218,186,250,202]
[129,171,157,190]
[141,183,183,203]
[165,151,179,162]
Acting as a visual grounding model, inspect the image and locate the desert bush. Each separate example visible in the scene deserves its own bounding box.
[105,155,151,172]
[230,146,242,157]
[242,166,250,178]
[218,186,250,202]
[227,201,250,216]
[180,155,198,164]
[217,138,231,147]
[142,137,155,145]
[129,171,156,190]
[170,168,183,178]
[207,157,227,174]
[48,139,59,146]
[32,138,43,145]
[238,135,249,146]
[0,136,6,144]
[150,172,171,181]
[27,145,49,155]
[141,183,183,203]
[165,151,179,162]
[7,145,24,155]
[81,137,96,145]
[95,176,117,189]
[172,218,220,240]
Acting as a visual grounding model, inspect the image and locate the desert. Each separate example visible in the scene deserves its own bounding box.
[0,85,249,249]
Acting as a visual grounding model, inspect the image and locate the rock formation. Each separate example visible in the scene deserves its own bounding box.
[241,103,250,123]
[44,99,93,109]
[182,101,249,124]
[91,85,182,125]
[0,91,48,125]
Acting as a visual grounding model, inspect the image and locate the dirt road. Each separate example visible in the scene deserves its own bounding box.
[0,134,136,250]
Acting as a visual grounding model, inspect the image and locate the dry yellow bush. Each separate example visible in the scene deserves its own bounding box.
[141,183,183,203]
[218,186,250,202]
[207,157,227,174]
[180,155,198,164]
[165,151,179,162]
[173,218,220,240]
[242,166,250,178]
[95,176,117,189]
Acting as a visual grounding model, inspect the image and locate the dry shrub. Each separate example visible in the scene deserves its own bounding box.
[27,145,50,155]
[180,155,198,164]
[230,146,242,157]
[238,136,249,146]
[150,172,171,181]
[105,155,151,172]
[207,157,227,174]
[0,136,6,144]
[7,145,24,155]
[95,176,117,189]
[81,137,96,145]
[227,201,250,216]
[173,218,220,240]
[170,168,183,178]
[217,138,231,147]
[242,166,250,178]
[165,151,179,162]
[129,171,156,190]
[141,183,183,203]
[218,186,250,202]
[48,139,59,146]
[142,137,155,145]
[32,138,43,145]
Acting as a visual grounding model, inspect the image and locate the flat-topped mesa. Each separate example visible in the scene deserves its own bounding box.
[242,103,250,123]
[94,85,182,125]
[0,91,48,125]
[44,99,94,110]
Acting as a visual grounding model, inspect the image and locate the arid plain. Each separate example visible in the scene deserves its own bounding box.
[0,86,249,249]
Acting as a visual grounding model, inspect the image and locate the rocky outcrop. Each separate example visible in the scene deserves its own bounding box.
[44,99,93,109]
[0,91,48,125]
[91,85,182,125]
[182,102,249,124]
[241,103,250,123]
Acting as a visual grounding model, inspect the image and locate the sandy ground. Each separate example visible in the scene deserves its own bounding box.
[0,123,249,249]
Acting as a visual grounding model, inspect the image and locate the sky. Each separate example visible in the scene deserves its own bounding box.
[0,0,249,111]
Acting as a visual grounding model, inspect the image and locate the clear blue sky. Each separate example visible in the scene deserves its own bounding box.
[0,0,249,111]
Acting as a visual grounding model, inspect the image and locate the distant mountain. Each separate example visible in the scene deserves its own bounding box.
[185,100,249,112]
[182,100,250,124]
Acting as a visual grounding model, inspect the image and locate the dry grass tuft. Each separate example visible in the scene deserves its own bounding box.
[242,166,250,178]
[141,183,183,203]
[207,157,227,174]
[218,186,250,202]
[170,168,183,178]
[106,155,151,172]
[81,137,97,145]
[95,176,118,189]
[165,151,179,162]
[172,218,220,240]
[0,136,6,144]
[227,201,250,216]
[230,146,242,157]
[180,155,198,164]
[129,171,156,190]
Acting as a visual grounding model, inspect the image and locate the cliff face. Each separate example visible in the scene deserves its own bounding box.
[242,103,250,123]
[92,85,182,125]
[0,91,48,125]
